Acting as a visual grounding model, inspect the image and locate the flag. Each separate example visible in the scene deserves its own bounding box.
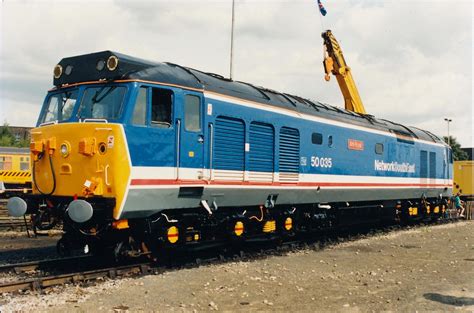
[317,0,327,16]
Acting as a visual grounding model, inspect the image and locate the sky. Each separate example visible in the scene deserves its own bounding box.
[0,0,472,146]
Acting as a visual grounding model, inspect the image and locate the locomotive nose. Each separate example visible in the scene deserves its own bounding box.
[29,123,131,221]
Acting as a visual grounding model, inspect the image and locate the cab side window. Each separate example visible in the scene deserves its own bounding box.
[184,95,201,131]
[132,87,147,126]
[151,88,173,128]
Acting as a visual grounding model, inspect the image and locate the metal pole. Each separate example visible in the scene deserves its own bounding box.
[444,118,452,146]
[447,121,450,146]
[230,0,235,80]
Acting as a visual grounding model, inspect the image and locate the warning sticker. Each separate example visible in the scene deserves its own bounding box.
[107,136,114,148]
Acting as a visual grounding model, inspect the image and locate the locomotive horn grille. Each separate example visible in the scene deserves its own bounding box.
[107,56,119,71]
[54,64,63,79]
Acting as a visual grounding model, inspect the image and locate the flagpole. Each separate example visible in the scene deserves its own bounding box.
[317,0,325,31]
[229,0,235,80]
[317,0,326,60]
[319,12,325,31]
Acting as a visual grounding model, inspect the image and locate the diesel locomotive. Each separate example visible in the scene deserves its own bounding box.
[7,48,453,257]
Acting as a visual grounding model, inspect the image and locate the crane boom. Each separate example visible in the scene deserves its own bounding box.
[322,30,367,114]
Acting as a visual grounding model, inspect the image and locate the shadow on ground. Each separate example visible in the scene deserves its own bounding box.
[424,293,474,306]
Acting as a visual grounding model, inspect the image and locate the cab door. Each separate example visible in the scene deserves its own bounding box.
[126,85,177,179]
[177,92,204,181]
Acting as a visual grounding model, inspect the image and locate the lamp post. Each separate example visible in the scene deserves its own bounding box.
[444,118,452,146]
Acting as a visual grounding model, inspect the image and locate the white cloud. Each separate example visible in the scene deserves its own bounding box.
[0,0,472,146]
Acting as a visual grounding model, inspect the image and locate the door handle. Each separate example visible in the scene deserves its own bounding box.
[198,135,204,144]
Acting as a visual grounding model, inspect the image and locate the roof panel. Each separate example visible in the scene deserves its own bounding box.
[53,51,442,142]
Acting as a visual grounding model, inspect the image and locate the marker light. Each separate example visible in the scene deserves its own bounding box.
[96,59,105,71]
[65,65,73,76]
[60,142,70,157]
[107,55,119,71]
[167,226,179,244]
[54,64,63,79]
[234,221,244,236]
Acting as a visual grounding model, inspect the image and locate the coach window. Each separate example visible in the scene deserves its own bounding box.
[0,156,12,170]
[328,135,333,147]
[312,132,323,145]
[184,95,201,131]
[151,88,173,128]
[132,87,147,126]
[375,143,384,155]
[20,159,29,171]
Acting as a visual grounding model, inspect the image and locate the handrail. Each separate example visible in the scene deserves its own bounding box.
[209,123,214,181]
[104,164,110,186]
[39,120,58,127]
[82,118,108,123]
[176,119,181,180]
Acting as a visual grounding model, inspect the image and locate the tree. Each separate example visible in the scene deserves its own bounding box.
[0,122,12,137]
[0,123,14,147]
[0,122,29,148]
[443,136,469,161]
[15,138,30,148]
[0,134,13,147]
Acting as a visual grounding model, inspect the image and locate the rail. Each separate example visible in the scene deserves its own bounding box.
[0,255,93,275]
[0,262,153,293]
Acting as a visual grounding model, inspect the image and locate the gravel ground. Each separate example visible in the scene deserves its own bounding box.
[1,221,473,312]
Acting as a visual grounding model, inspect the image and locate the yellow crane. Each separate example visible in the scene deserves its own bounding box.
[322,30,367,114]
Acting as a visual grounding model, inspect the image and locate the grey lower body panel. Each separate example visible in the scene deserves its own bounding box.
[120,186,452,219]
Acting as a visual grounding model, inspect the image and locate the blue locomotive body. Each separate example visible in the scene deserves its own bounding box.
[34,51,452,219]
[9,51,452,255]
[116,82,452,219]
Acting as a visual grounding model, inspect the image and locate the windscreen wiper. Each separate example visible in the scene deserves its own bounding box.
[92,86,116,103]
[60,91,72,113]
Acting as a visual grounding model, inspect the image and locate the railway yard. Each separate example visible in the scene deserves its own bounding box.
[0,6,472,312]
[0,217,472,312]
[0,0,472,312]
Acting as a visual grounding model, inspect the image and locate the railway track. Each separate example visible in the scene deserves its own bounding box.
[0,218,461,294]
[0,262,153,294]
[0,255,93,275]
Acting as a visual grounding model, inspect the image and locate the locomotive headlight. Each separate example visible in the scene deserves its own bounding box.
[60,142,70,158]
[54,64,63,79]
[107,55,119,71]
